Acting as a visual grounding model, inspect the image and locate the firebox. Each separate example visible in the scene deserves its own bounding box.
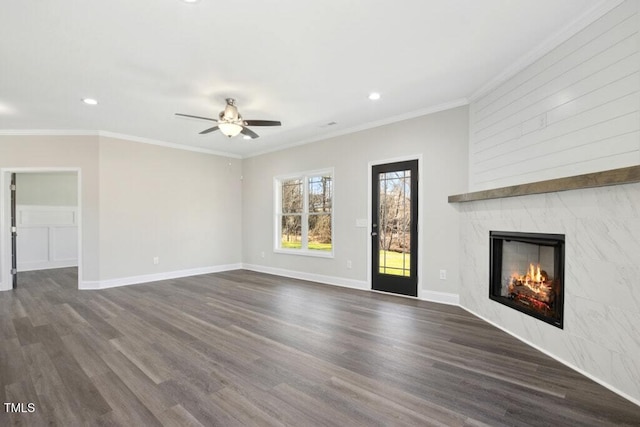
[489,231,565,328]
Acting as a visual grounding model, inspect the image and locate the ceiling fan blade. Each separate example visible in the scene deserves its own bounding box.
[240,127,259,139]
[243,119,281,127]
[199,126,219,135]
[175,113,217,122]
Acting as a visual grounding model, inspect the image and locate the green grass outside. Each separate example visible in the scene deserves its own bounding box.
[281,241,332,251]
[279,243,407,273]
[379,250,410,276]
[309,242,332,251]
[281,240,302,249]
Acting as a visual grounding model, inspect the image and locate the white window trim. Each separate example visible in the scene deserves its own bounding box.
[274,168,334,258]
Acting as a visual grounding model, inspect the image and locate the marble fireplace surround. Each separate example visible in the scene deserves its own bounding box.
[451,165,640,406]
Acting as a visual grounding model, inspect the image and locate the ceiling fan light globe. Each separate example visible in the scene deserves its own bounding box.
[218,122,243,137]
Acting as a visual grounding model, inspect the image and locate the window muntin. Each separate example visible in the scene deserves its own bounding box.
[275,170,333,256]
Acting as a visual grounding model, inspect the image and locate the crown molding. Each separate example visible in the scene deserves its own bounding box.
[469,0,624,102]
[97,131,241,158]
[244,98,470,159]
[0,129,241,159]
[0,129,99,136]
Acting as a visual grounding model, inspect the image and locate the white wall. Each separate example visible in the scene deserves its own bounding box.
[469,0,640,191]
[16,205,78,271]
[242,106,468,299]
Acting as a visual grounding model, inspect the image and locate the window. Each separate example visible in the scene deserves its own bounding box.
[275,169,333,256]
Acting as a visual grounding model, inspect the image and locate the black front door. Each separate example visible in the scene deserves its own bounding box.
[371,160,418,297]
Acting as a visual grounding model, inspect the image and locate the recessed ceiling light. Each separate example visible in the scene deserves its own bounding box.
[182,0,199,3]
[82,98,98,105]
[243,135,252,140]
[368,92,381,101]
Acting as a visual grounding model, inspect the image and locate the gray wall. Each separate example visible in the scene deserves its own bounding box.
[16,172,78,206]
[242,106,469,296]
[97,137,242,281]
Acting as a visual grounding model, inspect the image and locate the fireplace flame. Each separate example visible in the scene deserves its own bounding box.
[509,263,552,301]
[530,263,543,283]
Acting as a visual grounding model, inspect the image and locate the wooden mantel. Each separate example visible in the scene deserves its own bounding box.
[448,165,640,203]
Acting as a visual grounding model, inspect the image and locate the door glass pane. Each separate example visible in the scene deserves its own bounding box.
[378,170,411,276]
[281,215,302,249]
[308,213,332,251]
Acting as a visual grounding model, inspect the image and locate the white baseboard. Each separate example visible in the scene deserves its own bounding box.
[79,263,243,290]
[241,263,369,291]
[460,305,640,408]
[420,290,460,306]
[242,264,463,307]
[19,260,78,272]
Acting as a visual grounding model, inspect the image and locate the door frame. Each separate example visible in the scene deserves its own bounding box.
[367,154,423,298]
[0,167,82,291]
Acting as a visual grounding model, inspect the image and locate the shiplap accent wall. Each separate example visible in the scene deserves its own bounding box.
[469,0,640,191]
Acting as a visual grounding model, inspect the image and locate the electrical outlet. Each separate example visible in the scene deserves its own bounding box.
[347,260,352,269]
[153,257,159,265]
[261,251,265,258]
[439,269,447,280]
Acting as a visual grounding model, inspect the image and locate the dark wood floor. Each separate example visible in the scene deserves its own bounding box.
[1,268,639,426]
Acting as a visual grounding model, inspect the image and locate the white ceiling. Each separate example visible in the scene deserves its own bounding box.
[0,0,612,158]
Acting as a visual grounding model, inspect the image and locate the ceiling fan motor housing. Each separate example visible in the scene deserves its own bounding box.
[221,105,240,121]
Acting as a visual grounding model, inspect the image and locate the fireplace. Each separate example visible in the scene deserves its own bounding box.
[489,231,565,328]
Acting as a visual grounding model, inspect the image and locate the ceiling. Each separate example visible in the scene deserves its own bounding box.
[0,0,610,158]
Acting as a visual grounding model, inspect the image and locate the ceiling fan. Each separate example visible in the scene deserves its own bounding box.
[175,98,281,139]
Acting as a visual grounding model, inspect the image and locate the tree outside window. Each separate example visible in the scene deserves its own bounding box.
[308,175,332,251]
[281,178,303,249]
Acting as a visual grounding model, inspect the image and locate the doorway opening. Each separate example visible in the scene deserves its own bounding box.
[1,169,81,291]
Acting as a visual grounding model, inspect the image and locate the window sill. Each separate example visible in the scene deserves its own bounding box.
[274,248,334,258]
